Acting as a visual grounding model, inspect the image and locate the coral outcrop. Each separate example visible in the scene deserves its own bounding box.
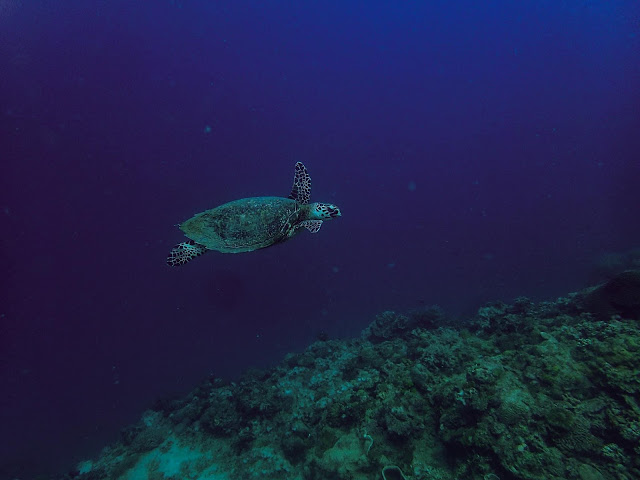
[63,272,640,480]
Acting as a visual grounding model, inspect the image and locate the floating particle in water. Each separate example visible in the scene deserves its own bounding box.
[112,366,120,385]
[408,180,417,192]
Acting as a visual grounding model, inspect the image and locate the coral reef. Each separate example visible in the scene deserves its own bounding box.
[62,271,640,480]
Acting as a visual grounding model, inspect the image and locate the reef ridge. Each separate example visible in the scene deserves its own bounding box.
[63,271,640,480]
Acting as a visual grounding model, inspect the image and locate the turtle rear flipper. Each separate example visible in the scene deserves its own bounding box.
[167,241,208,267]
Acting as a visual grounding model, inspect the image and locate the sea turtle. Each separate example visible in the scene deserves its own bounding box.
[167,162,341,266]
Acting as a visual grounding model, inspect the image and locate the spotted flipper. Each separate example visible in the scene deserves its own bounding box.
[298,219,323,233]
[288,162,311,205]
[167,240,208,267]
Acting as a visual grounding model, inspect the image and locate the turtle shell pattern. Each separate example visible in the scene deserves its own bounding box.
[179,196,304,253]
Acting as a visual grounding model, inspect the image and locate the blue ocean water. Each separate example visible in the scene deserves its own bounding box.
[1,0,638,477]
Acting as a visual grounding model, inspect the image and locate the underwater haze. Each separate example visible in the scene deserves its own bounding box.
[1,0,639,478]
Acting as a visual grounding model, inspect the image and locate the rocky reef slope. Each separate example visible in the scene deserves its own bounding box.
[65,271,640,480]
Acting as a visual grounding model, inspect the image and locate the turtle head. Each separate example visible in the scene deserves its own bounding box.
[310,202,341,220]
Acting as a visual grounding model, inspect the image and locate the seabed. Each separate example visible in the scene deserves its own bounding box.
[63,271,640,480]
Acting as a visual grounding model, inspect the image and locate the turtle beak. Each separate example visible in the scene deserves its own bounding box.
[329,206,341,218]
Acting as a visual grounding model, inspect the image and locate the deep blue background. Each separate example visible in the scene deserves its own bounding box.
[1,0,639,477]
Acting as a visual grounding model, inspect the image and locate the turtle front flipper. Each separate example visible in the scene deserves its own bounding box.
[288,162,312,205]
[167,240,208,267]
[298,220,323,233]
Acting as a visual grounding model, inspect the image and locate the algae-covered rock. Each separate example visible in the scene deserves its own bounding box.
[314,431,372,479]
[363,311,412,342]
